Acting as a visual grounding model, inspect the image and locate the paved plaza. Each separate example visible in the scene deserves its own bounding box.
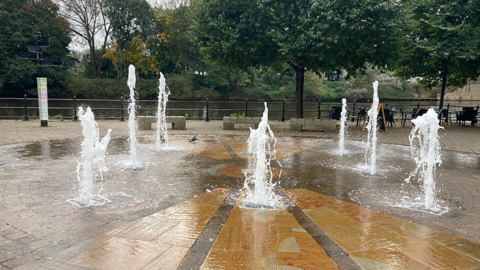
[0,119,479,269]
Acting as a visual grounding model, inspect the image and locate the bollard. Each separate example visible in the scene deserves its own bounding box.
[245,99,248,117]
[73,95,78,121]
[317,101,321,119]
[205,98,210,122]
[281,100,285,122]
[24,94,29,121]
[120,96,125,121]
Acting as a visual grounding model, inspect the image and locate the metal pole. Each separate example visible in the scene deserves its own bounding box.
[120,96,125,121]
[353,100,356,116]
[281,100,285,122]
[37,32,43,77]
[205,98,210,122]
[245,99,248,117]
[24,94,29,121]
[417,102,420,109]
[73,95,78,121]
[439,67,447,112]
[385,101,388,108]
[317,101,321,119]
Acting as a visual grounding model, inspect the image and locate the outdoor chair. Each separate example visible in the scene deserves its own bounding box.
[400,108,414,127]
[383,108,396,127]
[331,106,342,120]
[415,108,428,118]
[439,108,450,125]
[347,108,366,126]
[456,108,478,126]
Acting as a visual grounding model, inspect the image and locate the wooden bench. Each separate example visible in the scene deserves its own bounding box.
[290,118,337,132]
[138,116,186,130]
[223,116,261,130]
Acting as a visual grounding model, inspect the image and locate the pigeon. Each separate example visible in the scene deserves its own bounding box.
[189,134,197,143]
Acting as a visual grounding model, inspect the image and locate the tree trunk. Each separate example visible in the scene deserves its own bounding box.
[439,66,448,111]
[89,45,97,78]
[295,66,305,118]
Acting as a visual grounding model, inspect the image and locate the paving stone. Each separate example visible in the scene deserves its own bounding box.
[2,254,40,269]
[0,250,14,263]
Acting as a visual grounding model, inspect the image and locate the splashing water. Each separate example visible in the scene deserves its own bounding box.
[76,107,111,205]
[365,81,379,175]
[242,102,280,209]
[156,72,170,151]
[338,98,348,156]
[127,65,140,168]
[406,108,443,210]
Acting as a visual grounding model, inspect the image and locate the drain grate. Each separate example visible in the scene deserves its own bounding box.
[240,169,253,174]
[242,201,277,210]
[358,172,387,178]
[406,204,449,215]
[67,195,111,207]
[122,167,146,172]
[0,164,29,169]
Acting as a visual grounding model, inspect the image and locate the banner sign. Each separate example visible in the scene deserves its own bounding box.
[37,78,48,121]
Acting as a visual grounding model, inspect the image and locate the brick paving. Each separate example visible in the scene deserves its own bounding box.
[0,119,478,269]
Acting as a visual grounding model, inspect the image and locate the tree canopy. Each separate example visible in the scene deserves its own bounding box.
[190,0,402,117]
[0,0,71,96]
[396,0,480,108]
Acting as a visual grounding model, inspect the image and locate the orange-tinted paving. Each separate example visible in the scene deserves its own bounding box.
[202,195,340,269]
[285,189,480,270]
[65,189,229,270]
[221,136,329,160]
[217,165,286,178]
[169,135,232,160]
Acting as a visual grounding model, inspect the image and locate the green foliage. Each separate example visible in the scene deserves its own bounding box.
[52,114,63,121]
[396,0,480,89]
[230,112,246,117]
[190,0,402,117]
[320,81,343,101]
[0,0,72,97]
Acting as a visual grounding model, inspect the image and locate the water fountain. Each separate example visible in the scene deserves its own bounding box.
[406,108,445,213]
[126,65,141,170]
[242,102,279,209]
[338,98,348,157]
[364,81,381,176]
[156,72,170,151]
[69,107,112,207]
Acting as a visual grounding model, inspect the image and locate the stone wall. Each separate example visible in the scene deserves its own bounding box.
[440,81,480,101]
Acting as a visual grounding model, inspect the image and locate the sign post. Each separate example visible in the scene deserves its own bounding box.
[37,78,48,126]
[18,31,62,126]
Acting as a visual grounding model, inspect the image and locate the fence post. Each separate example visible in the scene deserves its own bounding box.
[385,101,388,108]
[24,94,29,121]
[245,99,248,117]
[120,96,125,121]
[317,101,321,119]
[417,102,420,109]
[205,98,210,122]
[73,95,78,121]
[281,100,285,122]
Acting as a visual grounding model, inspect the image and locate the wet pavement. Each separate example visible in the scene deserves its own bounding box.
[0,127,479,269]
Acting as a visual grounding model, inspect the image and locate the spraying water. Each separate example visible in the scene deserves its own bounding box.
[76,107,111,205]
[365,81,379,175]
[242,102,279,209]
[156,72,170,151]
[127,65,140,168]
[338,98,348,156]
[406,108,443,210]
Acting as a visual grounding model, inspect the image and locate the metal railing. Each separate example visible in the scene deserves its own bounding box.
[0,96,478,123]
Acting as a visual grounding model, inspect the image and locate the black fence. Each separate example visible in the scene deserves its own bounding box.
[0,95,478,122]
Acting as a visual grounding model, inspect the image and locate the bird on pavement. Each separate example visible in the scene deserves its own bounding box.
[189,134,197,143]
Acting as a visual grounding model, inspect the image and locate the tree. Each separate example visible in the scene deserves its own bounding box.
[0,0,71,96]
[190,0,401,117]
[104,0,155,78]
[396,0,480,110]
[57,0,111,78]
